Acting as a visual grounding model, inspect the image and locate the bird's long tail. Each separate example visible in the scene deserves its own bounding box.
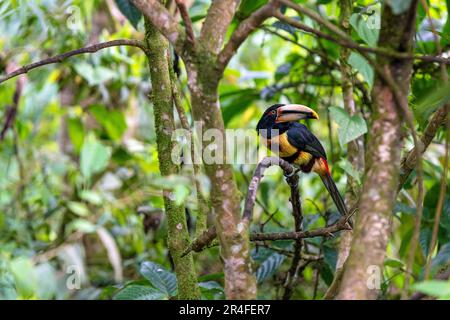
[320,171,348,218]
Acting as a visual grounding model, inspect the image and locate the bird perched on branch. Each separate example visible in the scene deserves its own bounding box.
[256,104,348,219]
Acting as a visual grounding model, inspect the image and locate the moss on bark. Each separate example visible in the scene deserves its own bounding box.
[144,18,200,300]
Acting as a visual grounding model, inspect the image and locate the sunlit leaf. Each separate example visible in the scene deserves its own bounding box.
[89,105,127,142]
[348,52,374,88]
[413,280,450,298]
[350,13,379,47]
[329,107,368,147]
[80,134,111,180]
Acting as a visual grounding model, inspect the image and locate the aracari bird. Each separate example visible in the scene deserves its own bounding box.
[256,103,348,218]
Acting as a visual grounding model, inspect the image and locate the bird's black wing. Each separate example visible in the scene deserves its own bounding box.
[286,123,327,160]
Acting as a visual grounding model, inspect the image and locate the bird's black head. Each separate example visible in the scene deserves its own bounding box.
[256,103,319,137]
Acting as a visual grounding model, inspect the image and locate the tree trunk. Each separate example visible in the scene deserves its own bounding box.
[186,60,257,299]
[337,1,418,300]
[144,18,200,300]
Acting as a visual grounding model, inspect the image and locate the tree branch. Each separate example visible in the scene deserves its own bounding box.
[250,214,353,241]
[217,1,279,72]
[198,0,240,54]
[130,0,187,54]
[175,0,195,45]
[0,39,148,84]
[273,9,450,66]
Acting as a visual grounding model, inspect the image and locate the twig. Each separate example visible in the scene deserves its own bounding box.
[217,0,279,72]
[175,0,195,45]
[282,170,303,300]
[250,213,353,241]
[169,60,209,236]
[242,157,295,221]
[0,39,148,84]
[0,73,24,140]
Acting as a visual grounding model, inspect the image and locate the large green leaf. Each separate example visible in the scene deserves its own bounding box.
[414,82,450,124]
[255,253,285,283]
[114,0,142,29]
[89,105,127,142]
[348,52,374,88]
[140,261,177,297]
[413,280,450,299]
[349,13,379,47]
[329,107,368,147]
[80,134,111,180]
[114,285,167,300]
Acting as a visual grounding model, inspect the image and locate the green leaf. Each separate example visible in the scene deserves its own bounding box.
[89,105,127,142]
[114,285,167,300]
[412,280,450,298]
[66,219,97,233]
[0,261,17,300]
[255,253,285,283]
[414,82,450,123]
[338,158,361,184]
[114,0,142,29]
[79,190,103,205]
[67,201,90,217]
[384,258,404,268]
[329,107,368,147]
[427,243,450,277]
[419,228,432,257]
[348,52,374,88]
[387,0,413,15]
[74,62,117,86]
[80,134,111,180]
[140,261,177,297]
[67,118,85,153]
[173,184,189,206]
[349,13,379,47]
[323,246,338,271]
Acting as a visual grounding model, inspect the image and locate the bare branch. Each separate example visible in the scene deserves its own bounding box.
[242,156,294,221]
[175,0,195,45]
[217,1,279,71]
[130,0,186,54]
[0,39,148,84]
[250,215,353,241]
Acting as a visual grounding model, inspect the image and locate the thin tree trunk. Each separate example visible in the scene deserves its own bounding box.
[337,1,418,300]
[144,18,200,300]
[186,61,257,299]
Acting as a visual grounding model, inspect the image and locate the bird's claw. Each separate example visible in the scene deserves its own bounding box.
[284,168,301,178]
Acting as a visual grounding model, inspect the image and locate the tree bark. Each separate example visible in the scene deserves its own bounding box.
[144,18,200,300]
[186,60,257,299]
[337,1,419,300]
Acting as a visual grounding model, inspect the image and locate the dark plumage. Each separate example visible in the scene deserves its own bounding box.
[256,103,348,218]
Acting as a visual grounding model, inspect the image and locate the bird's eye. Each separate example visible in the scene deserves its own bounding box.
[271,110,276,115]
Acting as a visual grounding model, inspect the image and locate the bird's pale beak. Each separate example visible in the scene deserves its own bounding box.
[276,104,319,123]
